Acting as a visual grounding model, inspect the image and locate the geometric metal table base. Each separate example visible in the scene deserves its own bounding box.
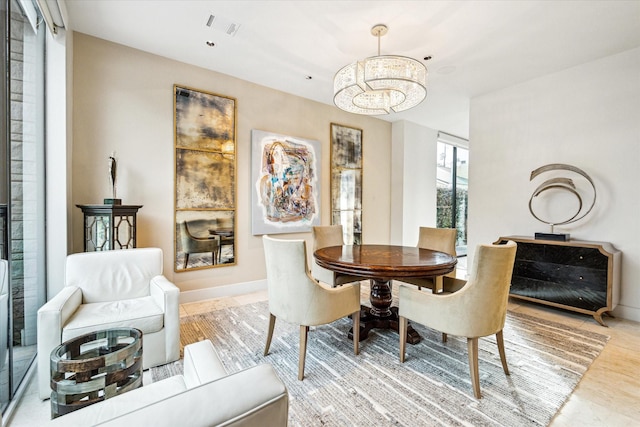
[50,328,143,418]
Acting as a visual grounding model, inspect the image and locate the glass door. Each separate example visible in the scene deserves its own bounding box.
[436,140,468,256]
[1,0,46,411]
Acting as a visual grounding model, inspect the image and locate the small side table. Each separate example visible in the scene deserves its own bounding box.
[76,204,142,251]
[50,328,143,418]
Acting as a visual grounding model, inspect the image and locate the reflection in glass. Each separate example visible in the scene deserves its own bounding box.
[330,124,363,245]
[175,210,235,270]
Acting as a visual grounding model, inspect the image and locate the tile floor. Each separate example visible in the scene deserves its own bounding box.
[5,286,640,426]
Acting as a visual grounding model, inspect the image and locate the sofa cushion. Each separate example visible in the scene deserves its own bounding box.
[48,375,187,427]
[65,248,163,303]
[62,296,164,340]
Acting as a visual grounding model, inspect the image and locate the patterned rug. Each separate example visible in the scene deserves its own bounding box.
[152,301,609,426]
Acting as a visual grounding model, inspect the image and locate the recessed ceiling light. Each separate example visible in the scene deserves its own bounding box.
[205,14,241,37]
[206,41,215,47]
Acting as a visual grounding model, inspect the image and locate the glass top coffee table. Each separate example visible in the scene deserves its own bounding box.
[50,328,143,418]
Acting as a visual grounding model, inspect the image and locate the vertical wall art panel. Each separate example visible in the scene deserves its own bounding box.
[330,123,363,245]
[251,129,321,235]
[174,85,236,271]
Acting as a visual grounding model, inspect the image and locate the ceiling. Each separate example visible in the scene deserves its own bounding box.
[62,1,640,139]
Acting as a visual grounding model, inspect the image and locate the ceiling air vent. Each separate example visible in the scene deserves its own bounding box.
[206,14,241,37]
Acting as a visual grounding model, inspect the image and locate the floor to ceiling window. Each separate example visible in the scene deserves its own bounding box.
[0,0,46,413]
[436,133,469,256]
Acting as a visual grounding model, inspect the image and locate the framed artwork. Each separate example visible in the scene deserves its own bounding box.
[174,85,236,271]
[330,123,363,245]
[251,129,321,235]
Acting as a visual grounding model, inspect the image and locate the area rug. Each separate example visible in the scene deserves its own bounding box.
[152,301,609,426]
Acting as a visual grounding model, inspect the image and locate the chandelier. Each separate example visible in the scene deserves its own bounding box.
[333,24,427,115]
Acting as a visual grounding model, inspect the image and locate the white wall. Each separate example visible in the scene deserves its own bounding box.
[71,34,392,296]
[45,28,73,298]
[469,47,640,321]
[390,120,439,245]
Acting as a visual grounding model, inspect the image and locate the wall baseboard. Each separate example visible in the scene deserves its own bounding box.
[613,303,640,323]
[179,279,267,304]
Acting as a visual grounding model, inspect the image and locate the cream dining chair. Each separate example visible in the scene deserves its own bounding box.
[311,225,365,287]
[398,227,457,292]
[398,241,517,398]
[263,235,361,380]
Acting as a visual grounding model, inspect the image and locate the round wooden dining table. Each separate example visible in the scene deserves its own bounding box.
[314,244,457,344]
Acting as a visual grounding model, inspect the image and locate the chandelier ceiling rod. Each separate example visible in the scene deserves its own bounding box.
[373,24,385,56]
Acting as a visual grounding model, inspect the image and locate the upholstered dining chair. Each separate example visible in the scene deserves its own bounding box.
[311,225,365,287]
[398,241,517,398]
[399,226,457,292]
[263,235,361,380]
[179,221,220,269]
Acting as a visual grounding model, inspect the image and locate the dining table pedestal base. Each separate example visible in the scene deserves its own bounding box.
[347,279,422,345]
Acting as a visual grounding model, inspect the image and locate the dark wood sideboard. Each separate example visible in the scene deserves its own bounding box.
[496,236,621,326]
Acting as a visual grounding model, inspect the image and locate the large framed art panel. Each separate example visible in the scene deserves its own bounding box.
[330,123,363,245]
[174,85,236,271]
[251,129,321,235]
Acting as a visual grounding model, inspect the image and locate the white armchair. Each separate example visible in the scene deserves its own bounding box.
[37,248,180,400]
[47,340,289,427]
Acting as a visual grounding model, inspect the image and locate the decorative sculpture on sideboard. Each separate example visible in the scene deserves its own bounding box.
[105,151,122,205]
[528,163,596,241]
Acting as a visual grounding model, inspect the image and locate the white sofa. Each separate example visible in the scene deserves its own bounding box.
[37,248,180,399]
[47,340,289,426]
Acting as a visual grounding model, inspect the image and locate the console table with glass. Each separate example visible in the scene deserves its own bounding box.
[76,204,142,252]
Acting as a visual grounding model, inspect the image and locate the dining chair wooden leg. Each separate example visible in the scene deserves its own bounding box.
[352,310,360,355]
[442,333,447,342]
[496,330,510,375]
[467,337,481,399]
[399,316,407,362]
[298,325,309,380]
[434,276,443,293]
[264,313,276,356]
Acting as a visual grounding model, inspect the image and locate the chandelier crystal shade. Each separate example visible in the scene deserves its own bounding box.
[333,25,427,115]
